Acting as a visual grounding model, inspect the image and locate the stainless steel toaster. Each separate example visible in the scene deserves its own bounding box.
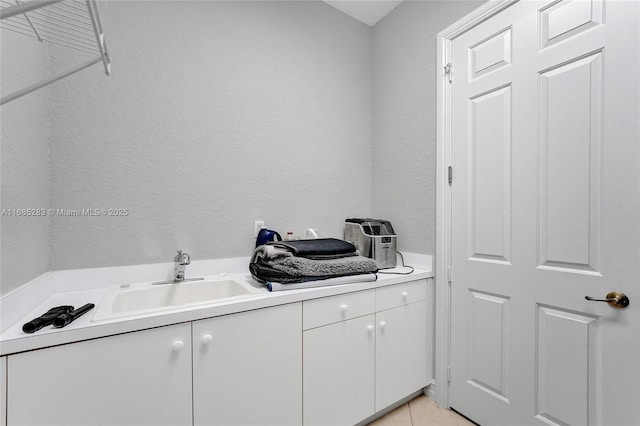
[344,218,397,269]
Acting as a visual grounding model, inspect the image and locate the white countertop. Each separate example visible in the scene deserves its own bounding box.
[0,257,433,356]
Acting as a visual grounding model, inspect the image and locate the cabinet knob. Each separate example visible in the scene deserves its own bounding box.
[340,304,349,312]
[171,340,185,352]
[367,324,374,332]
[401,291,409,298]
[379,321,387,329]
[201,334,213,345]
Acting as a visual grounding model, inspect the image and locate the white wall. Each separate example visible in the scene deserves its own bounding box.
[45,1,373,273]
[1,30,51,295]
[1,0,486,295]
[371,0,485,254]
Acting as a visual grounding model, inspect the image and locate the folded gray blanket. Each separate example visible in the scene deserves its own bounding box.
[250,244,378,284]
[261,251,377,277]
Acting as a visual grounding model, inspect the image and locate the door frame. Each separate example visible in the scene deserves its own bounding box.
[434,0,517,409]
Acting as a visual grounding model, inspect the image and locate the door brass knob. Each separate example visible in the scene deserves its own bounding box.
[585,291,630,309]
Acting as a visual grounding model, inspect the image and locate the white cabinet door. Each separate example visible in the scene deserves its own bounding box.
[375,301,428,411]
[192,303,302,426]
[7,323,192,426]
[303,314,375,426]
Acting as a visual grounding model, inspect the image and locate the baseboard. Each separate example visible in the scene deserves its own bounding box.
[355,387,429,426]
[425,380,437,400]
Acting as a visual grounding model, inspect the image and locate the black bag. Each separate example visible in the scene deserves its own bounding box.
[267,238,356,259]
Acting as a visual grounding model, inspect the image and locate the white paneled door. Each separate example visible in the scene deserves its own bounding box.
[448,1,640,425]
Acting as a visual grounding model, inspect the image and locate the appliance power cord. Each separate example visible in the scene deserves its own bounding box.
[377,251,415,275]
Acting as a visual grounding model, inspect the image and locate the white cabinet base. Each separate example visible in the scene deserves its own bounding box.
[193,303,302,426]
[304,314,376,426]
[3,277,433,426]
[7,323,192,426]
[376,301,428,411]
[303,278,432,425]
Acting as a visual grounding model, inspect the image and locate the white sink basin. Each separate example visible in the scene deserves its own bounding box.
[92,277,262,322]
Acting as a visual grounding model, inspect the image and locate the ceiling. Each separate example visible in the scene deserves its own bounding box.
[323,1,403,26]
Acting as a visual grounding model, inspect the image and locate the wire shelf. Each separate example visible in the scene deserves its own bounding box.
[1,0,111,105]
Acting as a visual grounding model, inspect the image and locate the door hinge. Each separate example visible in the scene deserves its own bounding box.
[448,166,453,185]
[444,62,453,83]
[447,365,451,383]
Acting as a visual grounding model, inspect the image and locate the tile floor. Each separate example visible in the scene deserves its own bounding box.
[368,395,477,426]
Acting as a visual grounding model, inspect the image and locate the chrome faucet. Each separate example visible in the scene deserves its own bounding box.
[152,250,204,285]
[174,249,190,282]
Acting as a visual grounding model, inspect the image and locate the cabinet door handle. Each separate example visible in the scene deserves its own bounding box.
[379,321,387,329]
[340,304,349,312]
[401,291,409,298]
[367,324,375,332]
[171,340,185,352]
[201,334,213,345]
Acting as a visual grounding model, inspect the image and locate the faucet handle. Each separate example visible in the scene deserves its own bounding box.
[174,250,191,265]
